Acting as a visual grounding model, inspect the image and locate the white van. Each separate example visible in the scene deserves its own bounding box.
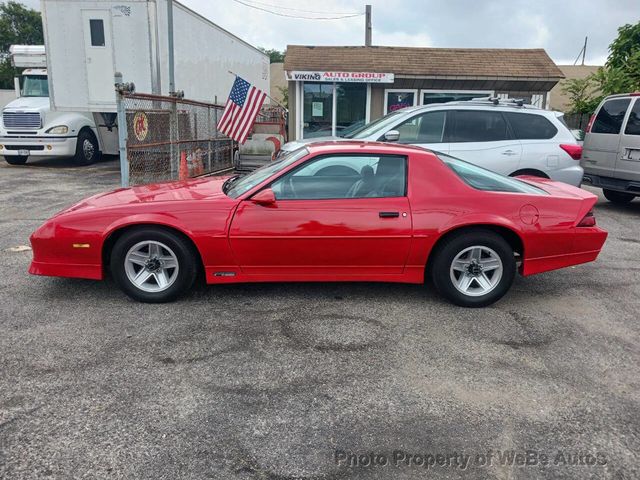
[582,93,640,204]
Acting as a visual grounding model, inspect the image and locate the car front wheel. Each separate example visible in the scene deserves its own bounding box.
[110,227,198,303]
[430,230,516,307]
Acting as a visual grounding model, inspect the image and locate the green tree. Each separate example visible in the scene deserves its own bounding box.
[561,77,600,114]
[0,1,43,89]
[276,85,288,109]
[607,22,640,71]
[258,47,285,64]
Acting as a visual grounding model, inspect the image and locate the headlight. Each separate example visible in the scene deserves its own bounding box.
[45,125,69,134]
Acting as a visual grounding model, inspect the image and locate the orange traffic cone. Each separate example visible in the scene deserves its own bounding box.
[179,151,188,180]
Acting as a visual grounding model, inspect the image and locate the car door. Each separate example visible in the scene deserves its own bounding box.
[582,97,632,177]
[447,109,522,175]
[386,110,450,153]
[613,97,640,182]
[228,154,412,277]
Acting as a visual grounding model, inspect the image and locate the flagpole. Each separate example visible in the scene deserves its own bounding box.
[227,70,288,112]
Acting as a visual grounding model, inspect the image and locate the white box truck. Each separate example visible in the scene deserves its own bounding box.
[1,45,102,165]
[0,0,269,166]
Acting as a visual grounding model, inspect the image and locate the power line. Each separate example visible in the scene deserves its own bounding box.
[235,0,361,16]
[230,0,363,20]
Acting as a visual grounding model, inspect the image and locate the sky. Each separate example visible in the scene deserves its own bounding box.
[20,0,640,65]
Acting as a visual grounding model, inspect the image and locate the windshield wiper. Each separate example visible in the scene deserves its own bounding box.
[222,174,241,194]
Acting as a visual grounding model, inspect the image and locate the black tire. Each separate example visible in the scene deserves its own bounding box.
[73,130,101,166]
[430,229,516,308]
[4,155,28,165]
[509,169,549,179]
[110,227,198,303]
[603,189,635,204]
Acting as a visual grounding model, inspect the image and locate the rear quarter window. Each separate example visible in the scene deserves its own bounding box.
[504,112,558,139]
[440,154,547,195]
[592,98,631,134]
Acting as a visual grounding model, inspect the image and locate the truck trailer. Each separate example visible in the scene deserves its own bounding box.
[0,0,269,166]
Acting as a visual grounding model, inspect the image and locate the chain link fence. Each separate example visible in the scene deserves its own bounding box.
[118,92,234,186]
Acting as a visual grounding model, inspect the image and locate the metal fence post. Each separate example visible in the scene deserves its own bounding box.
[115,73,129,187]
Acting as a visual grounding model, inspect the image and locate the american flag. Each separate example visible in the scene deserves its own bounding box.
[217,76,266,144]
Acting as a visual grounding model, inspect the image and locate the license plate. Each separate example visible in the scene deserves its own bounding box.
[628,149,640,161]
[18,149,29,156]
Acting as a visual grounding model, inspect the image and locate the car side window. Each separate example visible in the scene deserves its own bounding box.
[272,154,406,200]
[450,110,509,142]
[592,98,631,134]
[393,111,446,144]
[504,112,558,139]
[624,100,640,136]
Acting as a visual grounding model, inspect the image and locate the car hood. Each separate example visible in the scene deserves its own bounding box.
[56,176,233,215]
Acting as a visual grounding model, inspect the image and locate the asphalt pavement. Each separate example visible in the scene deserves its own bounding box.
[0,156,638,479]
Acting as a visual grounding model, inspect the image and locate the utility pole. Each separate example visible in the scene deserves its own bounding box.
[581,36,588,65]
[167,0,175,94]
[365,5,372,46]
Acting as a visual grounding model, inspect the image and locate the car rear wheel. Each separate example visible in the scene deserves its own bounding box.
[430,230,516,307]
[603,189,635,204]
[110,228,198,303]
[4,155,28,165]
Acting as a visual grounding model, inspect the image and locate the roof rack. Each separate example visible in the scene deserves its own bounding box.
[436,97,535,109]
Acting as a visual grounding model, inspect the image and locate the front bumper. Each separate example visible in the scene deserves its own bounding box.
[0,135,77,157]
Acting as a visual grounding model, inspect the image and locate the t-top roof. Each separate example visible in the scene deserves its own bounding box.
[284,45,564,80]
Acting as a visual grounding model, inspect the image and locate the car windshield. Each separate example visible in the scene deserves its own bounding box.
[439,153,548,195]
[225,147,309,198]
[343,110,406,139]
[21,75,49,97]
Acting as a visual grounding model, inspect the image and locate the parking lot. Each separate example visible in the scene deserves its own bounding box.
[0,157,638,479]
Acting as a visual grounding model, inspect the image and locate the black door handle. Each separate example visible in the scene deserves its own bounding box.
[379,211,400,218]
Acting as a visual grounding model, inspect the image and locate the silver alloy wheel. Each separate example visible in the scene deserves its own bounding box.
[449,245,503,297]
[83,138,95,160]
[124,240,179,293]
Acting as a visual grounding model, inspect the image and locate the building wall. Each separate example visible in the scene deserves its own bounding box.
[548,65,600,112]
[0,89,16,109]
[270,63,287,106]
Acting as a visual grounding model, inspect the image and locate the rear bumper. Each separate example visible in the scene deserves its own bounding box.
[523,226,608,276]
[581,173,640,195]
[548,164,584,187]
[0,136,77,157]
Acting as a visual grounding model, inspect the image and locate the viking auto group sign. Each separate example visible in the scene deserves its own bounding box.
[286,71,395,83]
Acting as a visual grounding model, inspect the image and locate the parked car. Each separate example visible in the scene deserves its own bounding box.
[29,142,606,307]
[279,98,584,186]
[581,93,640,204]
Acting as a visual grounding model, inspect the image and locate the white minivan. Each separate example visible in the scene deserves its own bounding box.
[581,93,640,204]
[279,98,584,187]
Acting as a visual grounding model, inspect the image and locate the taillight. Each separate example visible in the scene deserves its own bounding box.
[585,114,596,133]
[577,210,596,227]
[560,144,582,160]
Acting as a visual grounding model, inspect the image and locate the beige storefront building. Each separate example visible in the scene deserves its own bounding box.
[284,45,564,141]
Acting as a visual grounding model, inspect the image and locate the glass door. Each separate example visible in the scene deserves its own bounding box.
[336,83,367,137]
[303,83,333,138]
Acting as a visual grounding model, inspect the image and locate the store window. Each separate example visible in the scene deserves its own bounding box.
[336,83,367,137]
[421,91,492,105]
[385,90,417,114]
[303,83,333,138]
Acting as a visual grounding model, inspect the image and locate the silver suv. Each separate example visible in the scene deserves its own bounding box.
[281,98,584,186]
[582,93,640,204]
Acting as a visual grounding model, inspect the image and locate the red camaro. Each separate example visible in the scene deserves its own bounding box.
[29,142,607,307]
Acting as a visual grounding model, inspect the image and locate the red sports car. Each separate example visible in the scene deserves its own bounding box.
[29,142,607,307]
